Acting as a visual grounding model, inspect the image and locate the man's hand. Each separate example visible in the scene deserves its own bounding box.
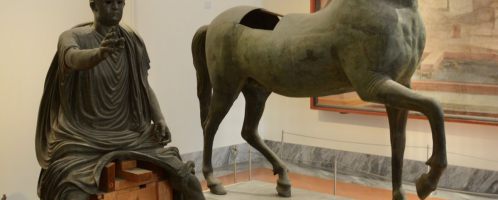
[154,119,171,146]
[64,27,125,70]
[99,27,125,60]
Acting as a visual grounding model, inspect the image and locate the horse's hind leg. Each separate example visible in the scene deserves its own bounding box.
[241,80,292,197]
[203,88,240,195]
[387,105,408,200]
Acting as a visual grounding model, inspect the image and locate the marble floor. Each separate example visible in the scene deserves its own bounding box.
[201,164,497,200]
[277,162,498,200]
[204,181,351,200]
[185,142,497,197]
[284,164,498,200]
[202,168,440,200]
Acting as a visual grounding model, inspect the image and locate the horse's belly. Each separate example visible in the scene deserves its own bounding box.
[258,64,354,97]
[273,82,354,98]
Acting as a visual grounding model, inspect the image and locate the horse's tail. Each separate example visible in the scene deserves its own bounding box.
[192,25,211,126]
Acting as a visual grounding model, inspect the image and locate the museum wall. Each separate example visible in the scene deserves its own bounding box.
[133,0,262,154]
[260,0,498,171]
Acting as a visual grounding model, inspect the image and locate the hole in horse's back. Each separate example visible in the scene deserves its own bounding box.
[240,9,280,30]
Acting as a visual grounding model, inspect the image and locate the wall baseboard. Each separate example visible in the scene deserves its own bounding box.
[179,140,497,195]
[263,140,498,195]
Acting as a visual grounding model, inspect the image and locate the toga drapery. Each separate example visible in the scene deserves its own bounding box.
[36,23,191,199]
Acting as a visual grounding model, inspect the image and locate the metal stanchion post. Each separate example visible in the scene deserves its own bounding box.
[231,145,239,183]
[249,148,252,181]
[334,156,337,196]
[234,159,237,183]
[426,144,430,173]
[280,130,284,158]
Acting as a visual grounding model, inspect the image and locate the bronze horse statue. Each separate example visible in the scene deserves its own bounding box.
[192,0,447,199]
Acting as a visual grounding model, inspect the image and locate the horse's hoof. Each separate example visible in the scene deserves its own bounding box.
[276,180,292,197]
[208,183,227,195]
[416,173,436,200]
[393,188,406,200]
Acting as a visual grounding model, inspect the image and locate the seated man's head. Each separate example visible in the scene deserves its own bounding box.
[90,0,125,26]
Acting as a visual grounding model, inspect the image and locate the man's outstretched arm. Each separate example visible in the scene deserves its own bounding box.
[65,27,124,70]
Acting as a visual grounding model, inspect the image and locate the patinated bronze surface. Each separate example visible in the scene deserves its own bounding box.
[192,0,446,199]
[36,0,204,199]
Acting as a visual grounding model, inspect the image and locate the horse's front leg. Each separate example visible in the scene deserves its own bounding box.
[341,44,446,199]
[241,84,292,197]
[359,79,447,200]
[387,106,409,200]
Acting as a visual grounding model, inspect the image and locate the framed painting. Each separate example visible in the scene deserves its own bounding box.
[310,0,498,126]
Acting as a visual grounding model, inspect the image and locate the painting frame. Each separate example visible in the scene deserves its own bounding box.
[309,0,498,126]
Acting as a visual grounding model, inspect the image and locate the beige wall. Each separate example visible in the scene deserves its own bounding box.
[262,0,310,13]
[133,0,262,154]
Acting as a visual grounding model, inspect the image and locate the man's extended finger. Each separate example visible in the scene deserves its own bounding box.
[110,32,119,41]
[102,38,123,47]
[104,31,118,41]
[104,31,114,39]
[116,38,125,49]
[101,47,115,52]
[101,39,114,47]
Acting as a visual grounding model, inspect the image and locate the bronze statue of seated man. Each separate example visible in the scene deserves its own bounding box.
[35,0,205,199]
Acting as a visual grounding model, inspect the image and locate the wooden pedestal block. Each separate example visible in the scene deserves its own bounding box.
[91,160,174,200]
[94,181,173,200]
